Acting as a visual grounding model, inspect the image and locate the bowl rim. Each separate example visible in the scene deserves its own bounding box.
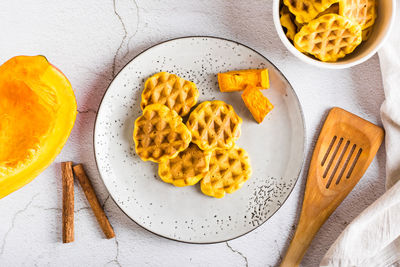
[272,0,397,69]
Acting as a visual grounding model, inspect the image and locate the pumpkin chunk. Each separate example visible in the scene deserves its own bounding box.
[218,69,269,92]
[241,86,274,124]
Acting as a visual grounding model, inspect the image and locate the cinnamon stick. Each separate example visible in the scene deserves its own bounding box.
[61,161,74,243]
[72,164,115,239]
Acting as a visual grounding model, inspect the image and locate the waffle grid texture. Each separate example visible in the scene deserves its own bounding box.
[141,72,199,117]
[294,14,362,62]
[339,0,376,29]
[158,143,212,187]
[133,104,191,163]
[186,101,242,151]
[283,0,339,23]
[201,146,252,198]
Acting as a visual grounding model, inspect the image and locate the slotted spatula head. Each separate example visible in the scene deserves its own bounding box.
[309,107,384,198]
[280,107,384,267]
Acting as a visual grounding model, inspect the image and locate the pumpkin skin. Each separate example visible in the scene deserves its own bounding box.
[0,56,77,198]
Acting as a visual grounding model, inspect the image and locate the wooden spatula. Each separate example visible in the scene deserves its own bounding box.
[280,107,384,267]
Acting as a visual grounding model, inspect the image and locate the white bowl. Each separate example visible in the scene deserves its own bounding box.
[273,0,396,69]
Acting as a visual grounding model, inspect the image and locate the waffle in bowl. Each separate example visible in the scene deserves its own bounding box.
[280,6,297,41]
[294,14,362,62]
[133,104,191,163]
[141,72,199,117]
[186,100,242,151]
[317,3,339,17]
[158,144,212,187]
[339,0,377,30]
[201,146,252,198]
[362,26,373,41]
[283,0,339,23]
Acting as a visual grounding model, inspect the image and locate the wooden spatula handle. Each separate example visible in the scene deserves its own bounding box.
[280,214,323,267]
[280,108,384,266]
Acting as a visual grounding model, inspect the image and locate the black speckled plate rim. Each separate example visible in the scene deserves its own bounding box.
[93,35,306,245]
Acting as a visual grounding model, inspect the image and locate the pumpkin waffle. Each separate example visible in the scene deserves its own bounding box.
[141,72,199,117]
[294,14,362,62]
[339,0,376,29]
[362,26,373,41]
[200,146,252,198]
[294,19,304,32]
[280,6,297,41]
[283,0,339,23]
[186,101,242,151]
[158,144,212,187]
[317,3,339,17]
[133,104,191,163]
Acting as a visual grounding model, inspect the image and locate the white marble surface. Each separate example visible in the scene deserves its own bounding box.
[0,1,386,266]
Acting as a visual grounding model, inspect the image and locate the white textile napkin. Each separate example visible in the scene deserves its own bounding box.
[320,7,400,267]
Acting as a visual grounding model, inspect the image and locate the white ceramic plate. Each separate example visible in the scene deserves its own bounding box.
[94,36,305,243]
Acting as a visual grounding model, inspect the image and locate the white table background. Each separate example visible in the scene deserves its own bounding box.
[0,1,386,266]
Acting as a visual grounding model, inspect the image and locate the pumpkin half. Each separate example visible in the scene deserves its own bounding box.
[0,56,77,198]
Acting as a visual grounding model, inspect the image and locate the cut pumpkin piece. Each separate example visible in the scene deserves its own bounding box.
[0,56,77,198]
[218,69,269,92]
[241,86,274,124]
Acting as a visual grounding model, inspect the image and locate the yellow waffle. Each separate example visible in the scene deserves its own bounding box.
[362,26,373,41]
[280,4,291,17]
[141,72,199,117]
[294,19,304,32]
[339,0,376,29]
[283,0,339,23]
[280,6,297,41]
[158,144,212,187]
[133,104,191,163]
[200,146,252,198]
[281,4,303,32]
[186,101,242,151]
[317,3,339,17]
[294,14,362,62]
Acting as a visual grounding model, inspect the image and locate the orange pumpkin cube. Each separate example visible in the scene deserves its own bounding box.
[218,69,269,92]
[241,86,274,123]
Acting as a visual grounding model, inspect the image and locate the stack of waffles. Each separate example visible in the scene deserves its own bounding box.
[133,72,252,198]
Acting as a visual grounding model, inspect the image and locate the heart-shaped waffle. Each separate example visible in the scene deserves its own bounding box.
[186,100,242,151]
[294,14,362,62]
[283,0,339,23]
[158,144,212,187]
[201,146,252,198]
[133,104,191,163]
[339,0,376,29]
[141,72,199,117]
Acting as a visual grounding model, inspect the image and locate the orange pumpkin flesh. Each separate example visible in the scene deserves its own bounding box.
[218,69,269,92]
[0,56,77,198]
[241,86,274,123]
